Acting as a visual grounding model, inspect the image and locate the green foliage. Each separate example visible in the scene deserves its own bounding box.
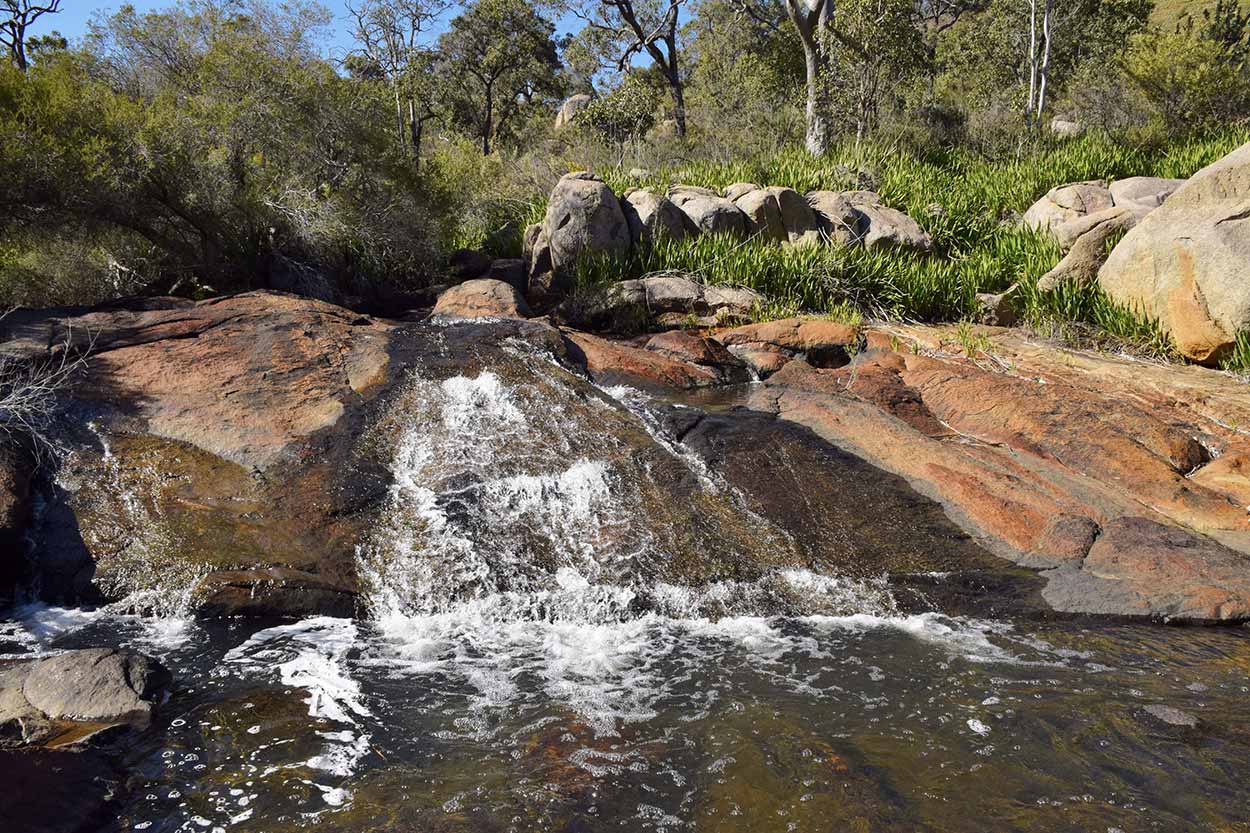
[1220,331,1250,373]
[573,73,660,150]
[1122,21,1250,132]
[0,1,436,305]
[438,0,563,155]
[560,128,1246,355]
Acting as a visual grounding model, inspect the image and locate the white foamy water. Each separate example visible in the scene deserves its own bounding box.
[224,617,372,802]
[347,368,1061,738]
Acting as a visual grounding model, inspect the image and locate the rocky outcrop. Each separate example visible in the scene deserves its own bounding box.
[620,189,687,246]
[554,93,592,130]
[433,279,530,319]
[1,648,171,748]
[529,172,631,307]
[565,319,1250,622]
[1098,141,1250,362]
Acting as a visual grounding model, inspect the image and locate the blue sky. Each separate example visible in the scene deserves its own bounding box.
[31,1,581,61]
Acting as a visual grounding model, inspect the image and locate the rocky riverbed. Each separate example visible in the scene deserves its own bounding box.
[2,289,1250,831]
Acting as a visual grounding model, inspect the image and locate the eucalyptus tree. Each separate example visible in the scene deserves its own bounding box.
[1,0,61,70]
[564,0,691,137]
[345,0,446,167]
[438,0,563,155]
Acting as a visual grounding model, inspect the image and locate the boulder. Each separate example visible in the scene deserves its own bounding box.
[1098,141,1250,362]
[669,188,748,237]
[723,182,761,202]
[851,198,934,252]
[433,279,530,320]
[533,172,631,306]
[644,331,751,385]
[716,318,859,371]
[481,258,527,294]
[733,189,788,243]
[974,290,1019,327]
[1109,176,1185,210]
[563,330,741,391]
[768,187,821,245]
[554,93,592,130]
[559,279,650,334]
[1022,180,1114,233]
[21,648,171,723]
[1053,205,1145,253]
[644,275,706,314]
[621,189,687,246]
[807,191,865,245]
[1039,207,1143,291]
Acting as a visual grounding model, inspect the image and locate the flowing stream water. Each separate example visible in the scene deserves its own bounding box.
[4,357,1250,833]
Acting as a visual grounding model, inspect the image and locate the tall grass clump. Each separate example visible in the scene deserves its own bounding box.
[504,128,1248,357]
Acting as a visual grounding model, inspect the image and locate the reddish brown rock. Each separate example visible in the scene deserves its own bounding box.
[1042,517,1250,621]
[563,330,730,390]
[433,278,530,320]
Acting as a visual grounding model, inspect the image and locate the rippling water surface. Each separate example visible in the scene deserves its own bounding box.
[5,362,1250,832]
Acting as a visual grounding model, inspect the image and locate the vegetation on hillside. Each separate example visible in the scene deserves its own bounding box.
[1,0,1249,366]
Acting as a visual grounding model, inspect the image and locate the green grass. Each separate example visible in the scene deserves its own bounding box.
[466,128,1250,362]
[1220,331,1250,374]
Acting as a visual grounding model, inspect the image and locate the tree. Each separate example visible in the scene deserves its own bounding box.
[826,0,929,140]
[565,0,690,137]
[937,0,1151,128]
[2,0,434,301]
[573,71,659,158]
[346,0,446,169]
[438,0,562,155]
[686,0,805,151]
[781,0,833,155]
[1,0,61,71]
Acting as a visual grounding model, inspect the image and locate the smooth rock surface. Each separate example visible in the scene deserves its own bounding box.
[433,279,530,319]
[1098,141,1250,362]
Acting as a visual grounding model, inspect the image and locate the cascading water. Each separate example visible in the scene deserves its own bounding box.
[9,328,1250,833]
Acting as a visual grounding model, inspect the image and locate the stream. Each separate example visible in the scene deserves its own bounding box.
[3,355,1250,832]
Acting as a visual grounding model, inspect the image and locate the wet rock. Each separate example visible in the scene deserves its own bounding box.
[1041,517,1250,621]
[433,278,531,320]
[195,567,358,618]
[1143,704,1199,727]
[1,648,171,750]
[644,331,751,384]
[563,330,733,391]
[22,648,170,723]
